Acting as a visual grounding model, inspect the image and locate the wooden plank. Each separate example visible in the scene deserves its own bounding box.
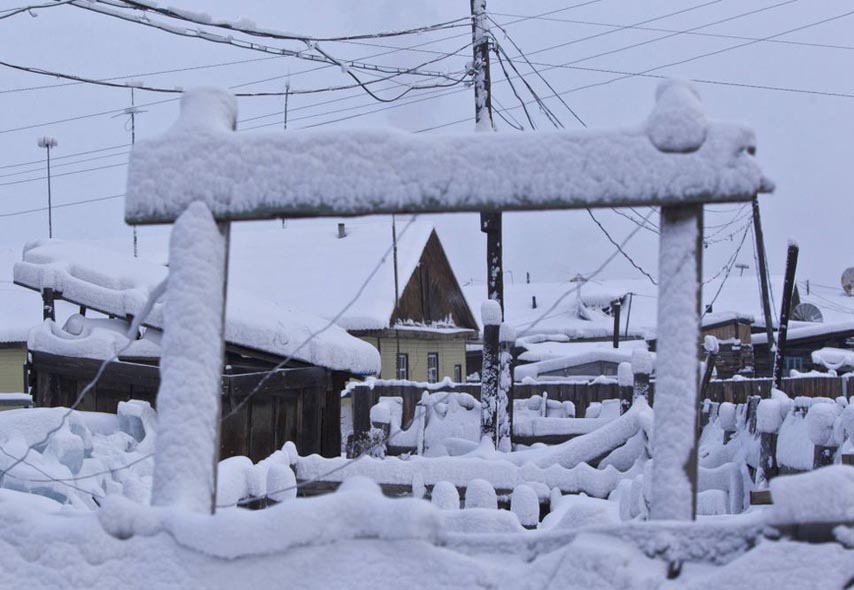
[750,490,772,505]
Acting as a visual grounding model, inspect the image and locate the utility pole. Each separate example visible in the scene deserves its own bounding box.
[773,241,799,388]
[37,136,57,238]
[130,87,139,257]
[471,0,510,447]
[282,80,290,229]
[470,0,502,311]
[752,196,775,366]
[392,214,401,374]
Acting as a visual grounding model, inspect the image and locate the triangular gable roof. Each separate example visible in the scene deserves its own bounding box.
[224,220,437,331]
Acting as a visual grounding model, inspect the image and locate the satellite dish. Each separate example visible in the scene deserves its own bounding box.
[792,302,823,323]
[843,267,854,295]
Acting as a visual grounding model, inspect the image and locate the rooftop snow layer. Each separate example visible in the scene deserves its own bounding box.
[14,240,379,375]
[125,82,772,224]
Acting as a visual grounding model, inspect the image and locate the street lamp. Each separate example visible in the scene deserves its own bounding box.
[37,136,57,238]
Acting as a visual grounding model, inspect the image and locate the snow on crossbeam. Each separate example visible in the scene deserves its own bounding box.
[125,82,773,224]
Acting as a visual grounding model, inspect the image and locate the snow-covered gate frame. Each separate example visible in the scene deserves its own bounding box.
[124,82,772,520]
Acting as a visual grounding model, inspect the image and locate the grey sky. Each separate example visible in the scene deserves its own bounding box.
[1,0,853,290]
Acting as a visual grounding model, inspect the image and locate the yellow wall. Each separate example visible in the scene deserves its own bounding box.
[361,336,467,382]
[0,347,26,393]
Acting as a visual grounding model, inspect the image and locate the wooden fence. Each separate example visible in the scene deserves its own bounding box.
[349,375,852,448]
[29,351,338,462]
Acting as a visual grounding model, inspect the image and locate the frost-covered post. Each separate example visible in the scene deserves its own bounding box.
[146,89,237,514]
[646,82,711,521]
[480,301,501,445]
[651,203,703,521]
[151,202,229,514]
[497,323,514,452]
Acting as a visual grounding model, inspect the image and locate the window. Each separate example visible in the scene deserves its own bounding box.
[396,353,409,381]
[784,356,803,374]
[427,353,439,383]
[453,364,462,383]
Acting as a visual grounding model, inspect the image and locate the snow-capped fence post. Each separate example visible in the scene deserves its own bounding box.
[480,301,501,445]
[497,323,514,452]
[756,399,783,485]
[150,202,230,514]
[618,362,633,415]
[650,203,703,521]
[700,336,718,401]
[631,349,652,403]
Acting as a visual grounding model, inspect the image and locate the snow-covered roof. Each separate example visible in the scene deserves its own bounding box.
[14,240,380,375]
[225,220,440,331]
[463,280,645,341]
[125,83,772,224]
[753,320,854,346]
[515,341,654,381]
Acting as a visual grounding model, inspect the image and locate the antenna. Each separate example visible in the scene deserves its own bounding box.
[735,262,749,277]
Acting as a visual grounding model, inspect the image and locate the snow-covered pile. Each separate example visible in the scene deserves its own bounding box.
[14,239,380,375]
[0,404,155,508]
[126,82,771,223]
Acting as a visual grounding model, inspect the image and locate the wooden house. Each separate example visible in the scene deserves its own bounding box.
[223,221,479,383]
[14,240,380,461]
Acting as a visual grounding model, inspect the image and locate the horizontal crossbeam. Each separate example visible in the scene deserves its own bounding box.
[125,82,772,224]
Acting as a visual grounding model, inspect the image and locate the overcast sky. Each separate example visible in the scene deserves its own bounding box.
[2,0,853,293]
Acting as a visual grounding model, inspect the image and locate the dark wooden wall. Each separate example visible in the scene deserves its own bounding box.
[30,351,339,462]
[392,231,478,330]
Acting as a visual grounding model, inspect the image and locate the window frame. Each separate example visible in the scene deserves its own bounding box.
[396,352,409,381]
[427,352,439,383]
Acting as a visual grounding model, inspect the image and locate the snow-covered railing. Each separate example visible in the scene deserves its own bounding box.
[123,79,772,519]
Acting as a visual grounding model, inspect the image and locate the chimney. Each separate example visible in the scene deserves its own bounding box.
[337,223,346,239]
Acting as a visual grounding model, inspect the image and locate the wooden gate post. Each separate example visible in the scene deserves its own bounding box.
[651,203,703,521]
[150,203,230,514]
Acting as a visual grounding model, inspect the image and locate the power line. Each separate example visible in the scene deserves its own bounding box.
[0,150,129,179]
[0,162,127,187]
[586,209,658,286]
[491,11,854,53]
[703,223,753,316]
[0,0,72,20]
[0,193,125,218]
[71,1,460,82]
[416,4,854,132]
[0,143,129,170]
[104,0,472,43]
[0,55,285,95]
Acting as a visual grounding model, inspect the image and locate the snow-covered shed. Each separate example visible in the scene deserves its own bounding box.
[13,239,382,459]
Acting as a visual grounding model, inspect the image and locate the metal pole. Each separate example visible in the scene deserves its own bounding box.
[46,145,53,239]
[752,196,775,368]
[38,136,57,238]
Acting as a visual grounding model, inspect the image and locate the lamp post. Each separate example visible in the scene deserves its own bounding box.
[37,136,57,238]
